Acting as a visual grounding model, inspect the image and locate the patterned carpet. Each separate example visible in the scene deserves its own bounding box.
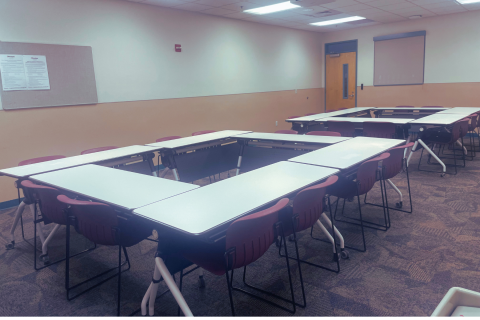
[0,149,480,316]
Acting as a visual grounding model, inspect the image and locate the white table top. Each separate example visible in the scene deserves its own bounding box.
[30,165,199,211]
[437,107,480,115]
[286,108,373,122]
[374,107,447,111]
[134,161,339,235]
[315,117,413,124]
[409,113,470,125]
[288,137,405,170]
[146,130,251,149]
[0,145,158,179]
[236,132,350,144]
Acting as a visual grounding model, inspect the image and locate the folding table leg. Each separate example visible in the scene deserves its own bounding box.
[32,204,46,247]
[387,179,402,204]
[417,139,447,175]
[235,142,245,176]
[407,141,418,167]
[40,224,61,262]
[5,201,27,249]
[320,212,346,254]
[141,257,193,316]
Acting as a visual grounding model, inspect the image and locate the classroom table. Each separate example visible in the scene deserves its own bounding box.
[372,107,446,119]
[134,161,340,316]
[233,132,351,174]
[407,113,470,176]
[30,164,199,211]
[315,117,413,140]
[146,130,251,182]
[286,108,374,133]
[288,137,405,171]
[436,107,480,116]
[0,145,162,250]
[0,145,160,179]
[30,164,199,317]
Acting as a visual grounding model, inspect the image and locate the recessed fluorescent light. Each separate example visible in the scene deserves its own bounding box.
[310,16,365,26]
[456,0,480,4]
[244,1,300,15]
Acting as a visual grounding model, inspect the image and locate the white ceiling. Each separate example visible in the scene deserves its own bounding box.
[126,0,480,32]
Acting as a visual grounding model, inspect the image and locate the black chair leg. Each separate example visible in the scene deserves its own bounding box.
[225,269,235,316]
[117,244,122,317]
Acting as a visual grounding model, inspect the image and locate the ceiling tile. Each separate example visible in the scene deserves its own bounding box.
[193,0,240,7]
[335,3,373,12]
[322,0,362,9]
[223,11,255,18]
[419,2,462,9]
[172,2,215,10]
[144,0,190,6]
[246,0,288,5]
[220,2,259,11]
[380,2,419,10]
[462,3,480,10]
[409,0,453,5]
[200,7,238,14]
[364,0,408,7]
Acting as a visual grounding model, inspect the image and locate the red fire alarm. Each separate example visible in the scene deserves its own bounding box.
[175,44,181,52]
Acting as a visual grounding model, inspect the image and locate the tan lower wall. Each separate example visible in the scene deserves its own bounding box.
[0,88,324,203]
[356,83,480,108]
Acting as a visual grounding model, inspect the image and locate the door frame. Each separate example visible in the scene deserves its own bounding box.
[324,39,358,112]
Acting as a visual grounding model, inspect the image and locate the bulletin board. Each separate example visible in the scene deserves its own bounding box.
[0,41,98,110]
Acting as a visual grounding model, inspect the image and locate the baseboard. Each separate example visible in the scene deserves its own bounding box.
[0,198,23,210]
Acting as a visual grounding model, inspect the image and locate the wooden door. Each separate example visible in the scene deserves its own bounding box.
[325,52,356,112]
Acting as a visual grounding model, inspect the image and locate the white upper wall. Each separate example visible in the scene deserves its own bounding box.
[0,0,323,107]
[322,10,480,87]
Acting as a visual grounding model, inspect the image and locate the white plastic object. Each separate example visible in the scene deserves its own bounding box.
[431,287,480,316]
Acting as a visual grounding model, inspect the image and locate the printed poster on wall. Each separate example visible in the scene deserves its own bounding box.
[0,54,50,91]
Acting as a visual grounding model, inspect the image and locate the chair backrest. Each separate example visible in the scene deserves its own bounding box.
[57,195,119,246]
[156,135,182,143]
[20,180,67,225]
[192,130,216,136]
[422,106,443,108]
[338,108,348,110]
[306,131,341,137]
[326,121,356,137]
[274,130,298,135]
[363,122,396,139]
[468,114,478,131]
[80,146,118,155]
[18,155,66,166]
[291,176,338,233]
[225,198,289,270]
[458,118,470,137]
[383,142,414,180]
[396,105,414,108]
[304,113,316,116]
[357,153,390,195]
[287,116,300,119]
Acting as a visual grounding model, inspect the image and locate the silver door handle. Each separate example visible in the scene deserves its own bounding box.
[349,92,355,97]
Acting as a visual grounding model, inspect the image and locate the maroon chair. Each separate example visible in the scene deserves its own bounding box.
[363,122,396,139]
[338,108,348,110]
[422,106,443,108]
[57,195,151,316]
[365,142,414,213]
[81,146,118,155]
[465,114,478,159]
[192,130,216,136]
[6,155,67,251]
[328,153,391,251]
[279,176,341,282]
[156,135,182,143]
[304,113,316,116]
[18,155,65,166]
[177,198,296,315]
[326,121,356,137]
[306,131,341,137]
[418,118,469,175]
[275,129,298,134]
[19,180,94,270]
[287,115,300,119]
